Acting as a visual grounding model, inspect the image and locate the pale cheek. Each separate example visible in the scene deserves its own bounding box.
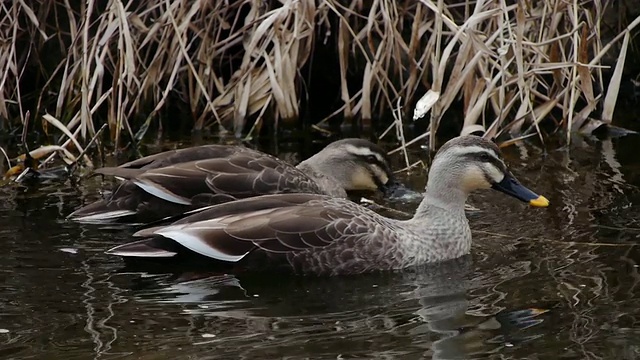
[461,168,491,192]
[350,168,378,190]
[485,166,504,184]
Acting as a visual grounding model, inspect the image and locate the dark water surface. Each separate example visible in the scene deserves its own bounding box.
[2,133,640,359]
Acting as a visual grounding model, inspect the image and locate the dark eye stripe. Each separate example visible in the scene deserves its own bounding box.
[464,152,506,173]
[354,154,394,180]
[366,167,385,188]
[355,153,386,168]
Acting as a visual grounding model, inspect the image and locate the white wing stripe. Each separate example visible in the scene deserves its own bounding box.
[157,229,249,263]
[133,179,192,205]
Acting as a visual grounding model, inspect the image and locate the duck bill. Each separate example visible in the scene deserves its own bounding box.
[381,178,415,198]
[492,173,549,207]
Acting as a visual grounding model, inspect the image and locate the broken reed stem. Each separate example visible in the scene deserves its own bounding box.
[392,97,411,170]
[67,123,108,173]
[0,147,11,170]
[428,0,445,152]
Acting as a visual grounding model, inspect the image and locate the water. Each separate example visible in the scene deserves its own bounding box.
[2,133,640,359]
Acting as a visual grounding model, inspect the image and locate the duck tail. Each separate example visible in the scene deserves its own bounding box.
[67,199,137,224]
[105,238,179,258]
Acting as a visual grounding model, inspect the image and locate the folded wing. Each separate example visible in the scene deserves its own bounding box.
[106,194,377,264]
[68,146,323,223]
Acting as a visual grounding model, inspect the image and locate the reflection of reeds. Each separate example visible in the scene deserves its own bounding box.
[2,1,638,148]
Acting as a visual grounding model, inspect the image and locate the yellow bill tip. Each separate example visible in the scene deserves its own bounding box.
[529,195,549,208]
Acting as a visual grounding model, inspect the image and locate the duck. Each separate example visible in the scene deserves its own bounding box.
[68,138,402,224]
[105,135,549,276]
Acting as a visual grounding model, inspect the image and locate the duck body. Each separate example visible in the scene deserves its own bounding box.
[120,194,472,276]
[107,135,549,276]
[69,139,396,224]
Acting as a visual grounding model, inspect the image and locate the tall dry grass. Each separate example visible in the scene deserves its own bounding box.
[1,0,638,160]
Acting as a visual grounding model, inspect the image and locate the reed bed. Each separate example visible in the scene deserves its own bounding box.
[1,0,638,163]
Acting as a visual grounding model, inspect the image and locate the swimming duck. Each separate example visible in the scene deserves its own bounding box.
[106,135,549,275]
[68,138,400,224]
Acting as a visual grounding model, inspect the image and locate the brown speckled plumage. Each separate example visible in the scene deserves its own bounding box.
[106,136,547,275]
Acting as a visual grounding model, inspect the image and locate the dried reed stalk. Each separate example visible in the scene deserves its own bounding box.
[0,0,637,154]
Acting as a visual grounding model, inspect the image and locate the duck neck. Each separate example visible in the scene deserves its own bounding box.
[296,158,319,174]
[413,174,468,220]
[296,159,347,198]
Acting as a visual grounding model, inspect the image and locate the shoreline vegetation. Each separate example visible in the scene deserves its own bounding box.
[1,0,640,177]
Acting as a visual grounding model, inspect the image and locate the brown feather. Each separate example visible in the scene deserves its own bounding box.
[118,145,243,169]
[193,229,255,257]
[253,239,298,253]
[274,232,316,250]
[168,194,324,225]
[300,231,333,247]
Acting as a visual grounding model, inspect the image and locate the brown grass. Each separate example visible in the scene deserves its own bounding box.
[1,0,638,162]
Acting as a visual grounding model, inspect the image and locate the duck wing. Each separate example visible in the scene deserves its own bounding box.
[104,152,323,205]
[106,193,390,273]
[69,147,324,223]
[115,145,245,170]
[91,145,254,180]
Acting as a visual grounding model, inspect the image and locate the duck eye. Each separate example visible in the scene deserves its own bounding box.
[366,155,378,163]
[479,153,493,162]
